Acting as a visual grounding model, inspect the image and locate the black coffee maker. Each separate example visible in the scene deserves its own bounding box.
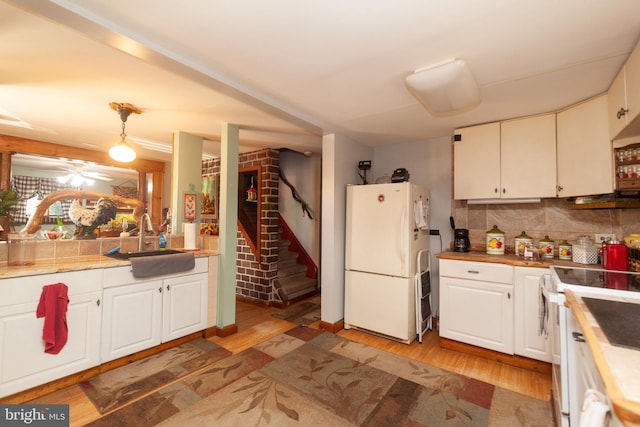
[454,229,471,252]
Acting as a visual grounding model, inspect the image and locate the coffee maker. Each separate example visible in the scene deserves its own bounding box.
[454,229,470,252]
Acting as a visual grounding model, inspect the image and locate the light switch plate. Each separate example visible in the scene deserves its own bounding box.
[595,234,615,243]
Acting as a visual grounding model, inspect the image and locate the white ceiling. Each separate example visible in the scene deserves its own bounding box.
[2,0,640,168]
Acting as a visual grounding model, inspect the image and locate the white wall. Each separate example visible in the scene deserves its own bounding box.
[279,151,321,265]
[321,133,373,324]
[372,136,452,315]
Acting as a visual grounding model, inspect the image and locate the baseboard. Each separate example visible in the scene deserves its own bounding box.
[319,318,344,334]
[439,337,552,375]
[215,323,238,337]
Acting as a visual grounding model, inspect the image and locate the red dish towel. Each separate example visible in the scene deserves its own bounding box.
[36,283,69,354]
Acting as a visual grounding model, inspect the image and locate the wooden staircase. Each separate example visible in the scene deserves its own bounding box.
[276,216,318,304]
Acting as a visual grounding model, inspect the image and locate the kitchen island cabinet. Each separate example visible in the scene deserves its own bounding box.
[557,94,614,197]
[0,270,102,398]
[101,258,208,363]
[439,259,514,354]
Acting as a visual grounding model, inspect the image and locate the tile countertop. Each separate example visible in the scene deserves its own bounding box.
[435,250,603,269]
[0,250,219,279]
[565,291,640,426]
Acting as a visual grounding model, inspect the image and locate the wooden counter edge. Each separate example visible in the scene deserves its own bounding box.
[565,291,639,426]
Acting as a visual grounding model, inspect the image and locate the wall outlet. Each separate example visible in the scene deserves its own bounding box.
[595,233,616,243]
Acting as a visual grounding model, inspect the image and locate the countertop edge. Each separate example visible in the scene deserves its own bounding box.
[0,250,219,279]
[435,250,600,269]
[565,290,640,426]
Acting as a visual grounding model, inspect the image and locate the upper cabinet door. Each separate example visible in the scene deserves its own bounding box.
[557,95,613,197]
[608,67,628,140]
[500,114,557,198]
[453,122,501,200]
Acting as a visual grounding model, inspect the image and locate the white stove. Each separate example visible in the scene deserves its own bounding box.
[546,266,640,426]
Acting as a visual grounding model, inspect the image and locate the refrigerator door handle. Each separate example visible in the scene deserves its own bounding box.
[400,206,407,266]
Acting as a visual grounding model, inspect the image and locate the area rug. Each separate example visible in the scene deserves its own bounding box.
[80,338,232,414]
[272,297,321,326]
[87,328,553,426]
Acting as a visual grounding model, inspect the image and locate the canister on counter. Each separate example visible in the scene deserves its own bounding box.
[558,240,572,260]
[486,225,505,255]
[539,235,555,259]
[7,233,36,266]
[514,231,533,257]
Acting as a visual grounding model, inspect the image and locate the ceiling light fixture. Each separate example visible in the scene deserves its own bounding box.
[108,102,141,163]
[405,58,481,117]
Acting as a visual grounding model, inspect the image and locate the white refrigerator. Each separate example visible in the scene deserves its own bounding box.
[344,182,430,344]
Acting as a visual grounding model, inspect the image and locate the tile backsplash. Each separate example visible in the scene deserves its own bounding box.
[452,198,640,251]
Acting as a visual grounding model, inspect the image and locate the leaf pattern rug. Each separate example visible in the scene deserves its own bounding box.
[272,296,321,326]
[80,338,232,414]
[87,328,554,426]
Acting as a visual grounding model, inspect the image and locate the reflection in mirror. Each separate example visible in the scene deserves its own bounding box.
[10,153,138,235]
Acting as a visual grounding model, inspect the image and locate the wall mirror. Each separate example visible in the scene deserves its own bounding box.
[11,153,138,226]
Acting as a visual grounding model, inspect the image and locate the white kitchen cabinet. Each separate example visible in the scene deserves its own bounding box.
[101,279,163,362]
[514,267,551,362]
[439,259,514,354]
[557,95,614,197]
[608,40,640,140]
[500,113,557,198]
[0,270,102,398]
[101,258,208,363]
[454,114,556,200]
[453,122,501,200]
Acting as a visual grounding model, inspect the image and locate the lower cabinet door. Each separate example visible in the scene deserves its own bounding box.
[514,267,552,362]
[162,273,208,342]
[101,280,163,363]
[440,275,514,354]
[0,291,102,398]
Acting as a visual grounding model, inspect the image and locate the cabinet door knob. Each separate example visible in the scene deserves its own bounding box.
[617,107,629,119]
[494,188,498,194]
[507,292,511,299]
[557,185,563,192]
[96,299,100,307]
[158,287,162,293]
[572,331,585,342]
[502,188,506,194]
[166,285,171,291]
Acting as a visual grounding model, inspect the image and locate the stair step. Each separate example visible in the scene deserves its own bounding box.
[278,265,307,280]
[278,250,298,262]
[279,275,317,296]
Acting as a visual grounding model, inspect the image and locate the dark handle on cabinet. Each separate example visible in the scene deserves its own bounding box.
[166,285,170,291]
[467,270,480,274]
[158,287,162,293]
[502,188,506,194]
[96,299,100,307]
[508,292,511,299]
[617,107,629,119]
[557,185,563,193]
[494,188,498,194]
[572,332,586,342]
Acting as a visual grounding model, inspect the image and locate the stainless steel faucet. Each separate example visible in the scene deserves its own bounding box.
[139,213,153,251]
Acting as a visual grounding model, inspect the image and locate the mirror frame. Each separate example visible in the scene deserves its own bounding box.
[0,134,165,229]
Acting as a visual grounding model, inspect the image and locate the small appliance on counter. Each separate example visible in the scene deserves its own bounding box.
[391,168,410,183]
[453,229,470,252]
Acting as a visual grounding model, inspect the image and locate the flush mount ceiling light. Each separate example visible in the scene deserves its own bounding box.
[405,58,481,117]
[108,102,141,163]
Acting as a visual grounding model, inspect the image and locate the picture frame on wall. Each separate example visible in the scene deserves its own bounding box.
[201,174,219,220]
[183,192,198,222]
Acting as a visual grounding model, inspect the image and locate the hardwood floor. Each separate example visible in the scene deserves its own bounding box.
[25,299,551,426]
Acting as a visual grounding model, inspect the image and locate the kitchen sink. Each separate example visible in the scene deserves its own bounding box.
[106,249,185,260]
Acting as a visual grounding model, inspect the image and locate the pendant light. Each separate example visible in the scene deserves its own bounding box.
[108,102,141,163]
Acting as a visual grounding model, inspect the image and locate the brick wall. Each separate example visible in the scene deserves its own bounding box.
[202,149,280,302]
